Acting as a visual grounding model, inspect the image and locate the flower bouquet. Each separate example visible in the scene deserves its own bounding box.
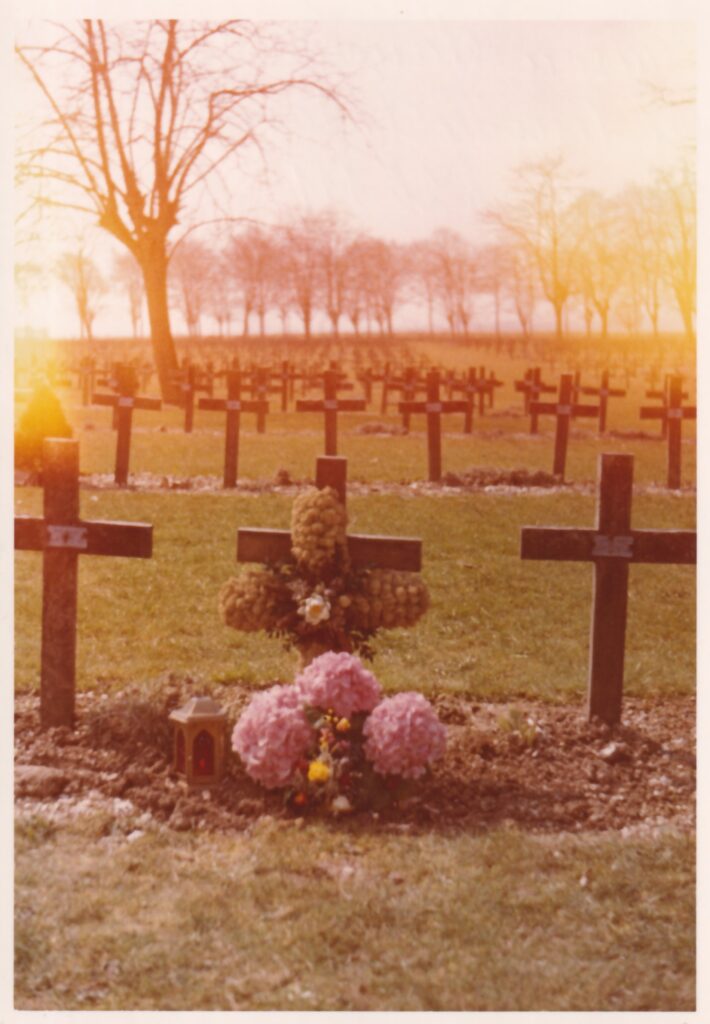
[232,652,446,815]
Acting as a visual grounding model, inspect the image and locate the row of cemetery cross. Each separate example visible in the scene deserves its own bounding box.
[15,444,695,734]
[30,357,696,490]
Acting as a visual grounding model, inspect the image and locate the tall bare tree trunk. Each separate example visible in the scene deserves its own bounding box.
[139,248,179,400]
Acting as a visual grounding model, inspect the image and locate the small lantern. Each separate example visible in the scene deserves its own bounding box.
[169,696,228,786]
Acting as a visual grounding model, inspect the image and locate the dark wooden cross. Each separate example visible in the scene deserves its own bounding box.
[250,367,278,433]
[92,366,161,485]
[450,368,479,434]
[399,370,468,482]
[78,356,96,407]
[14,439,153,729]
[178,365,197,433]
[198,371,268,488]
[521,452,695,724]
[379,362,394,414]
[475,366,503,412]
[296,369,366,456]
[529,374,598,479]
[514,367,556,433]
[237,455,422,571]
[581,370,626,434]
[644,374,690,438]
[640,375,696,489]
[395,368,424,430]
[357,367,375,404]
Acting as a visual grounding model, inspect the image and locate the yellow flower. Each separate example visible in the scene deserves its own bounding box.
[335,718,350,733]
[308,761,331,783]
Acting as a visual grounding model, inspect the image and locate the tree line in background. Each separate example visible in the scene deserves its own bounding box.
[28,155,694,348]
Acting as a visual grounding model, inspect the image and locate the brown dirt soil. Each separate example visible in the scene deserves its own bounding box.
[15,684,695,837]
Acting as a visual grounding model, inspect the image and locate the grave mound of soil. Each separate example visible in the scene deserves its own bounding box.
[356,422,408,435]
[441,467,562,488]
[15,684,694,837]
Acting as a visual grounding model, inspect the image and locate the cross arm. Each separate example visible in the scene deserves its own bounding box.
[521,526,597,561]
[15,516,153,557]
[528,401,559,415]
[237,528,422,572]
[631,529,696,564]
[198,397,228,411]
[92,392,119,407]
[571,403,599,417]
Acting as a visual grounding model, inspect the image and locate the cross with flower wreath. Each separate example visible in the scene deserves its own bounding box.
[222,455,427,661]
[236,456,422,573]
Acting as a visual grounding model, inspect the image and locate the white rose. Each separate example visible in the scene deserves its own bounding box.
[300,593,331,625]
[331,795,352,814]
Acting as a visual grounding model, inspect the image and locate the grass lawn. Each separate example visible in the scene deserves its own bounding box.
[15,815,694,1011]
[14,486,696,700]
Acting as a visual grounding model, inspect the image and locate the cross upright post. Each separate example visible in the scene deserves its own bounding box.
[251,367,277,433]
[296,369,366,455]
[640,375,696,489]
[92,364,162,485]
[15,439,153,728]
[529,373,598,479]
[400,368,419,430]
[380,362,392,414]
[521,453,695,724]
[180,364,197,433]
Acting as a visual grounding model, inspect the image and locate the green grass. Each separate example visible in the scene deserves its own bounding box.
[14,816,694,1011]
[14,487,696,700]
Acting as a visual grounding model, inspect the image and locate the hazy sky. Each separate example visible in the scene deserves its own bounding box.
[12,16,695,336]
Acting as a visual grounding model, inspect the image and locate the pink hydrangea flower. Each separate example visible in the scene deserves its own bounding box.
[232,684,313,789]
[363,692,446,779]
[295,651,382,718]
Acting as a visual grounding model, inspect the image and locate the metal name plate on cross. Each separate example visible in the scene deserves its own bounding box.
[237,456,422,572]
[521,452,695,724]
[14,440,153,729]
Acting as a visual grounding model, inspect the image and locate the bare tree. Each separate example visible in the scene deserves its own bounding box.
[406,239,439,335]
[281,213,325,340]
[113,250,145,338]
[14,261,47,335]
[488,157,580,340]
[317,210,352,338]
[428,229,477,337]
[169,237,215,345]
[16,20,348,396]
[657,164,695,343]
[55,246,106,342]
[568,190,623,339]
[497,243,538,339]
[227,226,280,337]
[618,184,666,338]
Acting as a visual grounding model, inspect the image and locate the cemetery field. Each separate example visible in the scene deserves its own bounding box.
[14,340,696,1012]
